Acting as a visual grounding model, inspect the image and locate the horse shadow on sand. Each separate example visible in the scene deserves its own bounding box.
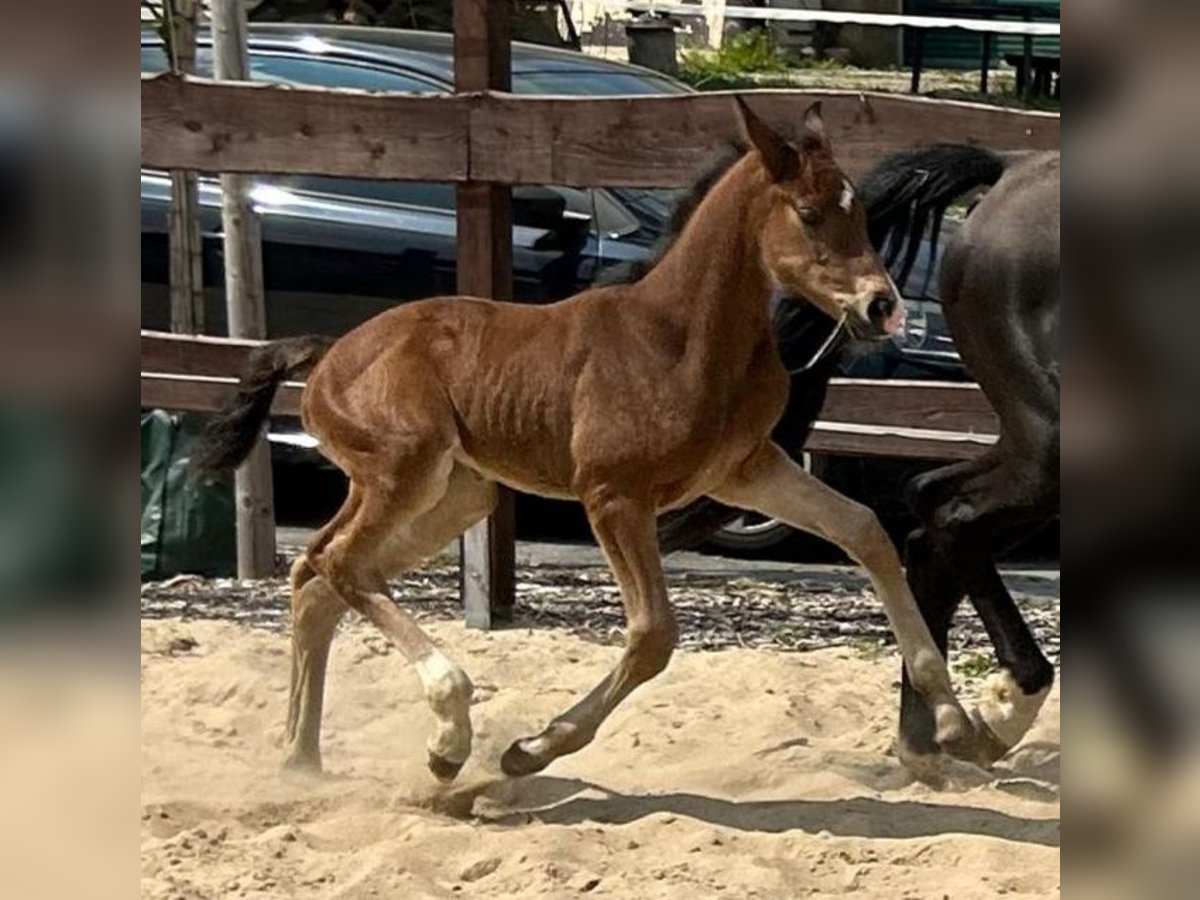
[465,757,1059,849]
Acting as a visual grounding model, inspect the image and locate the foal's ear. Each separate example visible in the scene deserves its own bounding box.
[734,95,799,182]
[801,101,832,154]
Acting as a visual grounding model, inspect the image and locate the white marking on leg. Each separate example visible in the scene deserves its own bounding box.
[415,650,474,763]
[518,736,552,757]
[975,669,1051,750]
[840,179,856,213]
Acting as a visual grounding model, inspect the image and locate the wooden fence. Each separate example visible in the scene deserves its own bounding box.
[141,77,1058,188]
[140,7,1053,626]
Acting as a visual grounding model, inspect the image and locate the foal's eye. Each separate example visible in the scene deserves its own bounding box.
[796,205,822,226]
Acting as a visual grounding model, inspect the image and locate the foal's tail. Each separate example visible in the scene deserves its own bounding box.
[190,335,335,477]
[859,145,1007,292]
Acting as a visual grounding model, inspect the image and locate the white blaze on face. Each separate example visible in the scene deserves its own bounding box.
[839,180,855,213]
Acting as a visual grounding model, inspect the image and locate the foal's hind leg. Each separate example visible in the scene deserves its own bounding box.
[308,453,492,781]
[284,556,348,771]
[283,490,359,771]
[501,491,677,776]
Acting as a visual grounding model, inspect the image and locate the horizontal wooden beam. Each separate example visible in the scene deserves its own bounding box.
[141,371,303,416]
[805,422,993,461]
[141,330,258,377]
[141,73,470,182]
[817,378,997,435]
[142,75,1059,187]
[467,91,1057,187]
[140,332,999,461]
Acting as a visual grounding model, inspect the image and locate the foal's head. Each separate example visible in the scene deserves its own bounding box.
[734,98,905,337]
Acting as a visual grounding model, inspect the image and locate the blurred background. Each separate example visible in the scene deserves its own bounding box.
[0,1,135,898]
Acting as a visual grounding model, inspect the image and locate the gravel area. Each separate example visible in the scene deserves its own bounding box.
[141,545,1059,668]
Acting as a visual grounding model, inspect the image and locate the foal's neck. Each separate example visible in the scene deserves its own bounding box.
[639,155,775,358]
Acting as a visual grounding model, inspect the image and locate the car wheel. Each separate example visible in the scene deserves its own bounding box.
[708,512,794,553]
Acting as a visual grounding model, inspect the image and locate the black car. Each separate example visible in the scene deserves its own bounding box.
[141,25,965,553]
[140,25,687,336]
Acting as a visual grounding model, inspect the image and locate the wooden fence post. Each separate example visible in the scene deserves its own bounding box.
[165,0,204,334]
[212,0,276,578]
[454,0,516,629]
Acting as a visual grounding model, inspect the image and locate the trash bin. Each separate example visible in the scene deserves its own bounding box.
[625,19,678,76]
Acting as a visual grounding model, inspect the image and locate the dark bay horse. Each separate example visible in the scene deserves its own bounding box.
[193,102,976,782]
[654,144,1060,772]
[869,147,1060,770]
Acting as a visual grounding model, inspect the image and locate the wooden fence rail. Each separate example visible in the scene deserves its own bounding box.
[140,331,997,461]
[141,75,1059,187]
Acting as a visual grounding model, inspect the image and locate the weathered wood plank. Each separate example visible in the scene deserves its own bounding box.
[141,334,999,435]
[805,424,994,461]
[141,72,470,180]
[140,336,1000,434]
[140,367,994,461]
[141,372,303,416]
[141,331,257,376]
[819,378,998,435]
[468,90,1059,186]
[142,78,1058,186]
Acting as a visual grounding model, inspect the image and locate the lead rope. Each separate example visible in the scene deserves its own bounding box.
[786,311,848,375]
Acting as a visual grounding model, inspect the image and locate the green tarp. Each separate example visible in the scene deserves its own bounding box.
[141,410,236,580]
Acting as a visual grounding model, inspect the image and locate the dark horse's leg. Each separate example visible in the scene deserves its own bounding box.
[902,442,1058,768]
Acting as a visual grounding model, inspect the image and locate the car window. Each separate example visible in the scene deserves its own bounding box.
[271,175,457,212]
[242,52,443,93]
[141,44,442,94]
[512,70,687,96]
[141,46,170,73]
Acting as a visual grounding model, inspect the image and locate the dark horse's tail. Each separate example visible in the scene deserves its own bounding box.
[858,144,1007,293]
[190,335,335,477]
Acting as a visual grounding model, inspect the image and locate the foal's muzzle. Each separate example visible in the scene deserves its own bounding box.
[865,292,907,338]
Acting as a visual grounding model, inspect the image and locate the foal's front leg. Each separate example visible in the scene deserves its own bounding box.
[501,492,677,776]
[711,442,975,757]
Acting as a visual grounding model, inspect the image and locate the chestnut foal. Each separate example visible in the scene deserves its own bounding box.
[196,100,976,782]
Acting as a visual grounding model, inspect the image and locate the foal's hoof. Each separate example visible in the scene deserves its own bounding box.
[427,751,465,783]
[500,739,551,778]
[282,749,323,775]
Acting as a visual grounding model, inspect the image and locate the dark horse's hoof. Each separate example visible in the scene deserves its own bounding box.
[969,713,1016,767]
[500,739,551,778]
[427,751,465,783]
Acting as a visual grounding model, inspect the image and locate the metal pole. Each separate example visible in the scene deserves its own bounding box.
[212,0,276,578]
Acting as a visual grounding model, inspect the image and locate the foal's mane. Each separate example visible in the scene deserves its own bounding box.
[595,142,746,288]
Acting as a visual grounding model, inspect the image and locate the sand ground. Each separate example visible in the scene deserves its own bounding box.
[142,616,1059,899]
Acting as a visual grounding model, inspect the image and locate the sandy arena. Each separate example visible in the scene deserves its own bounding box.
[142,567,1059,900]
